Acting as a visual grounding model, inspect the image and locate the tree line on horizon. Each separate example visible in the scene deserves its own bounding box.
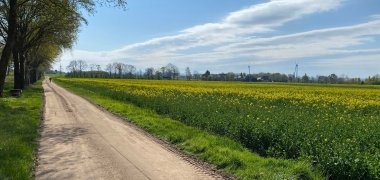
[62,60,380,85]
[0,0,127,97]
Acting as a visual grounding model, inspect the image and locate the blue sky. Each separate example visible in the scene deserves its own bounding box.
[57,0,380,77]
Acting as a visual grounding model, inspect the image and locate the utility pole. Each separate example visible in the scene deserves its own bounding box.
[59,63,62,74]
[294,63,299,82]
[248,65,251,82]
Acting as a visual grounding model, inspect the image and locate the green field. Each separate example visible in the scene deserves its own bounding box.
[56,78,380,179]
[0,79,43,179]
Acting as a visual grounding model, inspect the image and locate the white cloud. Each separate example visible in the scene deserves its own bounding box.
[61,0,343,59]
[56,0,380,77]
[213,20,380,60]
[224,0,341,26]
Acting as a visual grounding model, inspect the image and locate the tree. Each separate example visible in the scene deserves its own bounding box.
[219,73,226,81]
[89,64,97,71]
[66,60,79,74]
[155,69,163,80]
[239,72,246,81]
[0,0,128,97]
[328,74,338,84]
[96,65,102,71]
[7,62,13,76]
[202,70,211,80]
[318,76,329,83]
[185,67,191,80]
[88,64,98,77]
[164,63,179,80]
[144,67,154,79]
[124,64,136,78]
[288,74,294,82]
[77,60,88,77]
[113,62,124,78]
[27,43,61,83]
[193,71,200,80]
[12,0,82,88]
[105,63,113,77]
[226,72,235,81]
[0,0,18,96]
[302,73,310,83]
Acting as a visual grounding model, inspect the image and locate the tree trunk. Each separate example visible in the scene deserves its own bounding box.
[6,63,11,75]
[0,48,11,95]
[0,0,18,97]
[20,53,26,89]
[30,69,37,84]
[25,68,31,85]
[29,68,34,84]
[38,71,43,81]
[24,60,32,87]
[13,49,22,89]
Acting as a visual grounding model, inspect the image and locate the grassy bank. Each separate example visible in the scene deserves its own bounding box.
[0,79,43,179]
[55,78,323,179]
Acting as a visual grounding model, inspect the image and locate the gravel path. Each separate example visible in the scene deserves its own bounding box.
[36,79,222,180]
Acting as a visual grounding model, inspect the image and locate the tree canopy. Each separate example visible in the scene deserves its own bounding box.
[0,0,127,97]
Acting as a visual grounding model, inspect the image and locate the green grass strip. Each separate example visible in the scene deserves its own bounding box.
[56,80,323,180]
[0,81,43,179]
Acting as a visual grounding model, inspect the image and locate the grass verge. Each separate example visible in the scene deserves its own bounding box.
[0,80,43,179]
[55,79,323,179]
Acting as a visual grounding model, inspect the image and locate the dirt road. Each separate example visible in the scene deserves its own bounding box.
[36,80,222,180]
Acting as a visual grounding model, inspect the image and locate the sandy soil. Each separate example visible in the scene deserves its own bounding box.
[35,80,223,180]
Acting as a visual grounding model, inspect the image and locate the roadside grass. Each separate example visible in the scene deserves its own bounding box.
[0,79,43,179]
[55,80,323,179]
[4,76,14,96]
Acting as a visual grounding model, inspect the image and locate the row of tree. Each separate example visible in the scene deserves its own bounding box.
[66,61,181,80]
[63,60,380,84]
[0,0,127,97]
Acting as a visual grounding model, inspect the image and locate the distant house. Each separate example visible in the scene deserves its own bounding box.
[257,75,271,82]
